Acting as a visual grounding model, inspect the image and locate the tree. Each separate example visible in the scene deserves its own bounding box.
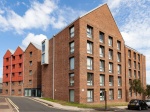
[130,79,144,96]
[145,85,150,99]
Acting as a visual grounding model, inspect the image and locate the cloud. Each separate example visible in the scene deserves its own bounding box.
[22,33,47,48]
[0,0,85,34]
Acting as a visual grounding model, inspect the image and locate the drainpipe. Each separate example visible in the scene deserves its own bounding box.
[53,36,55,100]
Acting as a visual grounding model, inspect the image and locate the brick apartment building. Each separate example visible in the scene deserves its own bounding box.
[41,4,146,104]
[3,47,24,96]
[24,43,42,97]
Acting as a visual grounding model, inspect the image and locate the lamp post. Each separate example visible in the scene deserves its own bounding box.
[105,90,107,110]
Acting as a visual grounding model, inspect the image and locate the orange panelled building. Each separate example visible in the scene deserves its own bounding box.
[3,47,24,96]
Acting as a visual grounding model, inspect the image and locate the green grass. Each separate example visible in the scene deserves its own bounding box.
[41,98,128,108]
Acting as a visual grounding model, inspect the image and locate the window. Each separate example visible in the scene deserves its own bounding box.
[138,63,140,70]
[12,56,15,60]
[42,41,45,53]
[129,79,132,88]
[87,57,93,70]
[99,46,104,57]
[128,50,131,58]
[109,49,113,60]
[117,52,121,62]
[109,89,114,100]
[100,89,105,101]
[87,73,93,86]
[6,82,8,86]
[99,32,104,43]
[19,81,22,85]
[42,53,45,63]
[129,89,132,97]
[128,60,131,68]
[87,41,92,54]
[70,26,74,38]
[109,62,113,73]
[18,89,21,95]
[6,66,8,69]
[109,76,113,86]
[12,89,14,95]
[29,70,32,75]
[6,90,8,94]
[19,63,22,68]
[6,58,9,62]
[87,89,93,102]
[100,60,105,72]
[118,77,122,86]
[12,82,15,85]
[29,61,32,66]
[6,74,8,77]
[12,73,15,77]
[12,64,15,69]
[70,57,74,70]
[134,52,136,59]
[117,41,121,50]
[108,36,113,46]
[70,42,74,54]
[134,61,136,69]
[138,71,140,79]
[138,54,140,61]
[19,72,22,76]
[129,69,132,78]
[118,89,122,99]
[69,73,74,86]
[69,90,74,102]
[87,26,93,38]
[29,80,32,84]
[100,75,105,86]
[30,52,32,57]
[19,54,22,59]
[118,65,121,74]
[134,70,136,78]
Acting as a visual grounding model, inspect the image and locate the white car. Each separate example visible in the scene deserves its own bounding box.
[145,100,150,107]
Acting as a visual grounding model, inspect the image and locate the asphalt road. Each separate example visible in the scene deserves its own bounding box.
[9,97,76,112]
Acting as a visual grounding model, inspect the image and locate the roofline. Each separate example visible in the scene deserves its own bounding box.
[125,45,143,55]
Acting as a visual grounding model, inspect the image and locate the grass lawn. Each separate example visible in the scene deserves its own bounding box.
[41,98,128,108]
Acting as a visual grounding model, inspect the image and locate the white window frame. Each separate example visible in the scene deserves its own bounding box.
[99,32,104,43]
[87,42,92,54]
[87,26,92,38]
[100,75,105,86]
[87,57,93,70]
[87,90,93,102]
[118,65,121,74]
[69,73,74,86]
[70,42,74,54]
[87,73,93,86]
[117,41,121,50]
[109,63,113,73]
[100,46,104,57]
[118,77,121,86]
[109,76,113,86]
[70,26,74,38]
[117,53,121,62]
[70,57,74,70]
[100,60,104,72]
[108,36,113,46]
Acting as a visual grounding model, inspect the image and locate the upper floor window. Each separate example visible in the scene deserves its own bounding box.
[70,41,74,54]
[109,76,113,86]
[12,73,15,77]
[19,54,22,59]
[19,72,22,76]
[12,64,15,69]
[108,36,113,47]
[30,52,32,57]
[87,73,93,86]
[109,62,113,73]
[118,65,121,75]
[118,77,122,86]
[109,89,114,100]
[70,26,74,38]
[138,63,140,70]
[6,66,8,69]
[134,52,136,59]
[138,54,140,61]
[134,70,136,78]
[109,49,113,60]
[100,60,105,72]
[129,69,132,78]
[128,60,131,68]
[87,57,93,70]
[134,61,136,69]
[128,50,131,58]
[19,81,22,85]
[100,46,104,58]
[99,32,104,43]
[117,41,121,50]
[29,61,32,66]
[19,63,22,68]
[42,41,45,53]
[29,80,32,84]
[87,25,93,38]
[70,57,74,70]
[69,73,74,86]
[42,53,45,64]
[100,75,105,86]
[12,56,15,60]
[29,70,32,75]
[117,52,121,62]
[87,41,93,54]
[138,71,140,79]
[6,74,8,77]
[6,58,9,62]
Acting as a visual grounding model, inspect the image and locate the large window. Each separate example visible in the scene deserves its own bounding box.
[100,89,105,101]
[108,36,113,46]
[109,89,114,100]
[109,76,113,86]
[118,64,121,75]
[87,26,93,38]
[70,42,74,54]
[87,42,93,54]
[69,73,74,86]
[87,57,93,70]
[100,60,105,72]
[109,49,113,60]
[118,77,122,86]
[109,62,113,73]
[87,73,93,86]
[100,75,105,86]
[117,41,121,50]
[117,52,121,62]
[87,89,93,102]
[118,89,122,99]
[70,57,74,70]
[99,32,104,43]
[99,46,104,57]
[70,26,74,38]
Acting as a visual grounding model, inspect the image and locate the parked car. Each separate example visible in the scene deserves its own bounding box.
[145,100,150,107]
[128,99,148,110]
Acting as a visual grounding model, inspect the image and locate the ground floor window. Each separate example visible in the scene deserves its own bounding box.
[109,89,114,100]
[18,89,21,95]
[100,89,105,101]
[24,88,41,97]
[118,89,122,99]
[12,89,14,95]
[69,89,74,102]
[87,89,93,102]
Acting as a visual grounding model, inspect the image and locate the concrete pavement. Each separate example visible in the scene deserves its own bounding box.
[0,97,13,112]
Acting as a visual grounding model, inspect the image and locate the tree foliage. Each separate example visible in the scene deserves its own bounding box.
[145,85,150,98]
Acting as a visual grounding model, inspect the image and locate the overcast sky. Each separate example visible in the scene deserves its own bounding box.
[0,0,150,84]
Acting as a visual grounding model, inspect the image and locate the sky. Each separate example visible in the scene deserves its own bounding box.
[0,0,150,84]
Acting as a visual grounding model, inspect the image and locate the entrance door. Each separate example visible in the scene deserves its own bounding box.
[69,90,74,102]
